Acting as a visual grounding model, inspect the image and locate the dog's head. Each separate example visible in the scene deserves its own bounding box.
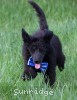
[22,28,53,69]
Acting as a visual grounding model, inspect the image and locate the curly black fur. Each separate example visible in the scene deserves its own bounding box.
[21,1,65,86]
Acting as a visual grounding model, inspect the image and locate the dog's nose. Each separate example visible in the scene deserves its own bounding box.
[35,61,40,64]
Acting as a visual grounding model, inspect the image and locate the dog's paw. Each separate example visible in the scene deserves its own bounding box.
[21,74,31,81]
[59,67,64,72]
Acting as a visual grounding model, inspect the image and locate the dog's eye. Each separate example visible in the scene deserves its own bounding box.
[30,46,36,52]
[32,46,36,51]
[39,48,45,53]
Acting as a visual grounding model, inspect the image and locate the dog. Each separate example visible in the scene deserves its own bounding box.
[21,1,65,86]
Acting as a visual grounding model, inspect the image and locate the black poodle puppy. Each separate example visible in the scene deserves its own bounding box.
[21,1,65,86]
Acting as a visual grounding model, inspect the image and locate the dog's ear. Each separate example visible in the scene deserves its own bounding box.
[22,28,31,45]
[44,30,53,42]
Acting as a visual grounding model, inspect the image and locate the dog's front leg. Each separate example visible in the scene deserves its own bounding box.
[44,67,56,87]
[22,65,37,81]
[44,52,56,86]
[48,67,56,86]
[22,44,37,81]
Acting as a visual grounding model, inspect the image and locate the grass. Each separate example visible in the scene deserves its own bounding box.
[0,0,77,100]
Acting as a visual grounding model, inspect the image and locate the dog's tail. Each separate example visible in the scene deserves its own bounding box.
[28,0,48,30]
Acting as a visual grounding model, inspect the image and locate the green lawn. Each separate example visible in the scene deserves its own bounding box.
[0,0,77,100]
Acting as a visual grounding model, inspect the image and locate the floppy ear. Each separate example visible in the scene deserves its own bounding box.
[22,28,31,45]
[44,30,53,42]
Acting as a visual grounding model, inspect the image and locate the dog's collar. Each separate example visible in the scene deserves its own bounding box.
[27,56,48,73]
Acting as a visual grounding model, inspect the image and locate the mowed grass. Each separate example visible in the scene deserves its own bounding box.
[0,0,77,100]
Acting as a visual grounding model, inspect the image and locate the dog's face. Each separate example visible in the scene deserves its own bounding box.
[22,28,53,69]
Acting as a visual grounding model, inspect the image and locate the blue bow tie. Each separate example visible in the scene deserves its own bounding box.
[27,57,48,73]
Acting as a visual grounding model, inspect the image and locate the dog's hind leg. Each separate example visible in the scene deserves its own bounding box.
[57,52,65,71]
